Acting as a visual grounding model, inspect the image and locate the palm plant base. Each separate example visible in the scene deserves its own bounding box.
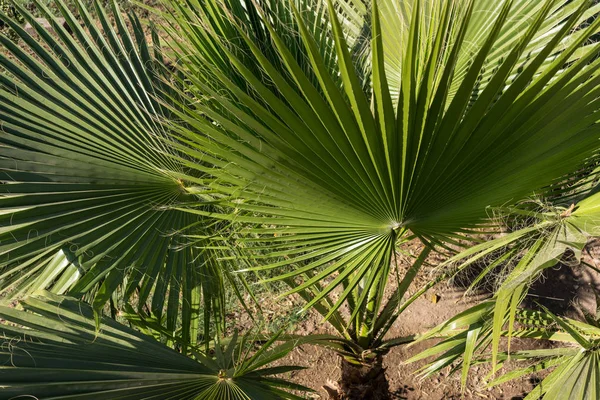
[326,357,390,400]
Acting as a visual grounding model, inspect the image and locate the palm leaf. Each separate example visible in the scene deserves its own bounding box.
[428,188,600,371]
[0,292,310,400]
[162,0,600,318]
[0,0,245,346]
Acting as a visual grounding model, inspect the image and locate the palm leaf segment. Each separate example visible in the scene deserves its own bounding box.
[409,302,600,400]
[0,292,310,400]
[337,0,600,103]
[167,0,600,314]
[497,307,600,400]
[0,0,233,344]
[415,187,600,371]
[406,188,600,397]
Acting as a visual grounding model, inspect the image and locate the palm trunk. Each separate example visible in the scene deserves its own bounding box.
[327,356,390,400]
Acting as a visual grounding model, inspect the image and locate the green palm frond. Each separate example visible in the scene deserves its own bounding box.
[406,300,496,383]
[162,0,600,319]
[0,0,248,345]
[11,247,83,297]
[0,292,310,400]
[315,0,600,105]
[409,186,600,393]
[492,307,600,400]
[411,303,600,400]
[421,188,600,372]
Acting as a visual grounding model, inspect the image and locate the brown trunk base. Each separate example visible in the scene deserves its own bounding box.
[324,356,390,400]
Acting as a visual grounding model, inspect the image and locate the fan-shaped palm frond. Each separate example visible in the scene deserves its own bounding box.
[0,292,310,400]
[162,0,600,319]
[0,0,247,346]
